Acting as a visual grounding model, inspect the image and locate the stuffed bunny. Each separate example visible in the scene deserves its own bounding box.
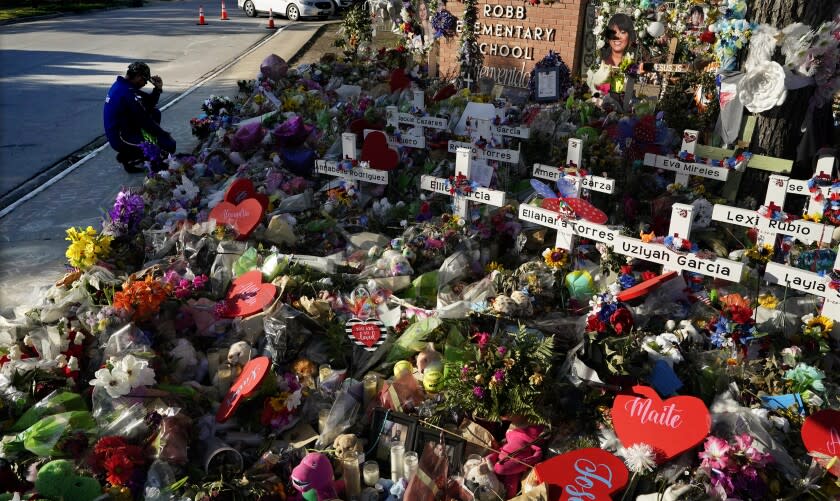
[463,456,504,501]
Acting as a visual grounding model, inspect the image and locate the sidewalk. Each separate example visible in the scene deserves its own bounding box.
[0,21,334,317]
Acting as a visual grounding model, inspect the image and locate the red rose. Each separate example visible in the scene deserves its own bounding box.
[728,305,753,324]
[700,31,716,44]
[586,315,608,333]
[610,308,634,335]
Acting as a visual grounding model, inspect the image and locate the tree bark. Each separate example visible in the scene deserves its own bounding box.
[745,0,836,178]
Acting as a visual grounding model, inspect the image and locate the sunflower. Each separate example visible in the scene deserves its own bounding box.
[542,247,569,270]
[804,315,834,338]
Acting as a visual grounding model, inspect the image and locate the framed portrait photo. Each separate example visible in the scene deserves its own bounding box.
[412,426,466,474]
[370,408,417,463]
[534,66,561,102]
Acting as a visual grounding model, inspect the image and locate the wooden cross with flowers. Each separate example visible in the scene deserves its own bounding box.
[765,251,840,334]
[420,147,506,219]
[378,94,430,150]
[612,203,744,281]
[447,117,522,164]
[313,132,389,189]
[783,155,838,220]
[643,129,744,189]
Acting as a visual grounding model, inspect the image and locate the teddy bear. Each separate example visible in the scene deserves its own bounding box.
[291,452,341,500]
[212,341,254,394]
[463,456,504,501]
[332,433,365,459]
[485,423,544,499]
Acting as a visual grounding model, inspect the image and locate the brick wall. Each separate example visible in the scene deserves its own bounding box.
[436,0,586,86]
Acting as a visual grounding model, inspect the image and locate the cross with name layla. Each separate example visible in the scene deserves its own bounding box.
[313,132,390,187]
[420,147,506,219]
[765,252,840,333]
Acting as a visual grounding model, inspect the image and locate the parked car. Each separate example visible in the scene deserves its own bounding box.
[331,0,353,13]
[238,0,333,21]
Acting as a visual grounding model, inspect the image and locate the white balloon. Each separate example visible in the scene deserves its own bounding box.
[647,21,665,38]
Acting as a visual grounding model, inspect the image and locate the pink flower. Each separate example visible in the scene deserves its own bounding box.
[497,346,507,356]
[493,369,505,382]
[596,82,611,95]
[699,436,731,470]
[473,386,485,398]
[475,332,490,348]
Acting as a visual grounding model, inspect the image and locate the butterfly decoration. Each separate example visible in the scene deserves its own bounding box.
[529,178,608,225]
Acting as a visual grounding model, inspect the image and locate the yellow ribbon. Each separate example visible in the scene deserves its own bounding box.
[388,385,403,412]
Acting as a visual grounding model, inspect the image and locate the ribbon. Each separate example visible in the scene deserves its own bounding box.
[414,466,440,495]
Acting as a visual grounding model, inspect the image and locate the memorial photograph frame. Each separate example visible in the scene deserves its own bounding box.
[412,426,466,474]
[370,408,418,463]
[534,66,561,102]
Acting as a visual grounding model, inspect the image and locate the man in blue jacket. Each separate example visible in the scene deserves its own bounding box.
[103,62,176,173]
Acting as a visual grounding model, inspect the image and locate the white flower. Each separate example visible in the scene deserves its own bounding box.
[286,388,302,411]
[67,356,79,372]
[738,61,788,113]
[642,333,684,367]
[90,367,131,398]
[173,175,199,202]
[596,39,605,50]
[619,443,656,473]
[114,354,157,389]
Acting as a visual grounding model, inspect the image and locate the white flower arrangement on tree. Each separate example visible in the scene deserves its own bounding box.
[738,60,788,113]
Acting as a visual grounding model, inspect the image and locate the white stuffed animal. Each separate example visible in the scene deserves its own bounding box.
[463,457,503,501]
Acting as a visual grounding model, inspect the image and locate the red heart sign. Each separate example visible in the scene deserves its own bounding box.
[534,448,628,501]
[216,356,271,423]
[345,317,387,351]
[564,197,608,225]
[223,270,276,318]
[616,271,678,302]
[209,199,263,240]
[224,178,269,213]
[361,131,399,171]
[802,409,840,476]
[612,385,710,462]
[390,68,410,93]
[350,118,383,136]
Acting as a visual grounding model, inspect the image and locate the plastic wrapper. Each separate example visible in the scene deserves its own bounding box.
[1,410,95,457]
[97,401,149,439]
[210,240,247,297]
[271,189,314,213]
[384,317,442,365]
[153,409,192,465]
[262,304,320,365]
[315,380,362,448]
[101,322,153,361]
[10,390,87,432]
[144,228,178,262]
[378,372,426,413]
[233,247,260,277]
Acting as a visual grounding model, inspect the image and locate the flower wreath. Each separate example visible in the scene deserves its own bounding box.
[446,172,479,197]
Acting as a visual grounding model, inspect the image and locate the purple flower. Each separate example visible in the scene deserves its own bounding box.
[497,346,507,356]
[493,370,505,382]
[193,275,209,290]
[699,436,731,471]
[476,332,490,348]
[473,386,485,399]
[461,366,470,378]
[108,190,144,234]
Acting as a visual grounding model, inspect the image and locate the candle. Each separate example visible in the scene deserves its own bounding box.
[319,364,332,384]
[403,451,419,482]
[363,374,379,407]
[342,453,362,498]
[362,460,380,486]
[390,443,405,482]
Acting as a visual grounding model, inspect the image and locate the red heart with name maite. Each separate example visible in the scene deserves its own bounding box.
[612,385,710,462]
[209,199,263,240]
[541,198,608,225]
[361,130,399,171]
[224,178,269,214]
[802,409,840,476]
[222,270,277,318]
[534,448,629,501]
[345,317,387,351]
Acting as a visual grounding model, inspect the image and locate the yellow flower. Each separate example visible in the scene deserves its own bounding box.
[542,247,569,270]
[757,293,778,309]
[486,261,504,273]
[503,358,515,370]
[529,373,544,385]
[64,226,111,270]
[474,374,485,385]
[805,315,834,338]
[744,243,774,264]
[802,212,823,222]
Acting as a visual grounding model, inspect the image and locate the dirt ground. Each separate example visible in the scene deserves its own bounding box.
[289,19,401,66]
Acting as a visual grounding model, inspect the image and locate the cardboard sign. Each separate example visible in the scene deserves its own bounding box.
[534,448,628,501]
[209,199,263,239]
[612,385,710,461]
[802,409,840,476]
[223,270,277,318]
[360,130,400,171]
[224,178,269,213]
[216,356,271,422]
[345,317,387,351]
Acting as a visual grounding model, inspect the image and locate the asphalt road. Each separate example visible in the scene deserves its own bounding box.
[0,0,293,200]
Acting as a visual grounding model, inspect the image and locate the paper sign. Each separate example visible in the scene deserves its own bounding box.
[217,356,271,422]
[209,199,263,240]
[313,160,389,185]
[612,385,710,461]
[420,175,506,207]
[534,448,628,501]
[345,317,387,351]
[470,160,494,188]
[802,409,840,476]
[454,103,496,135]
[223,270,277,318]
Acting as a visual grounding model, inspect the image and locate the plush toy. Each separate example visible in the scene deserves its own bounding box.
[332,433,365,459]
[34,460,102,501]
[227,340,254,368]
[291,452,340,501]
[463,456,504,501]
[486,424,544,499]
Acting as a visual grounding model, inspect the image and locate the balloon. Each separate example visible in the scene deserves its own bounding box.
[530,178,557,199]
[647,21,665,38]
[565,270,595,300]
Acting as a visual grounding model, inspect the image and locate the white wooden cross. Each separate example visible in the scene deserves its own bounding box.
[420,147,506,219]
[643,129,734,187]
[313,132,389,187]
[765,251,840,335]
[519,138,617,250]
[379,91,434,150]
[447,118,522,164]
[612,203,744,281]
[782,155,837,218]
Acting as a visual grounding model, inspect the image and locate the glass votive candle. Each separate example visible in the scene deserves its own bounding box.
[390,443,405,482]
[403,451,419,482]
[362,460,380,486]
[363,374,379,407]
[342,453,362,498]
[318,408,331,434]
[319,364,332,384]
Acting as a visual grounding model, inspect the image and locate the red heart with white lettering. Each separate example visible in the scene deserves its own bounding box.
[534,448,628,501]
[802,409,840,477]
[612,385,710,462]
[564,197,608,225]
[209,199,263,240]
[216,356,271,423]
[224,178,269,213]
[345,317,387,351]
[223,270,276,318]
[361,130,399,171]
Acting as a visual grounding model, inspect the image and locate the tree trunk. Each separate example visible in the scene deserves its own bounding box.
[746,0,836,178]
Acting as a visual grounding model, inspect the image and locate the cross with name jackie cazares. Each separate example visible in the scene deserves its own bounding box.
[420,147,506,219]
[611,203,745,281]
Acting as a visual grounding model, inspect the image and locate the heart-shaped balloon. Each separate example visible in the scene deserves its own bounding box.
[222,270,277,318]
[565,270,595,300]
[345,317,387,351]
[612,385,710,462]
[361,130,399,171]
[531,178,557,199]
[534,448,629,501]
[216,356,271,423]
[350,118,383,136]
[209,199,263,240]
[224,178,269,213]
[802,409,840,477]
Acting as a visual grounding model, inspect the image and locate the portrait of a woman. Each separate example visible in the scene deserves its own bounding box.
[586,13,638,95]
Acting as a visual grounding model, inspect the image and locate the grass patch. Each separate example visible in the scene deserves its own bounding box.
[0,0,140,22]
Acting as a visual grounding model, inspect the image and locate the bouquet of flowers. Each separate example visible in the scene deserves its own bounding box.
[65,226,113,270]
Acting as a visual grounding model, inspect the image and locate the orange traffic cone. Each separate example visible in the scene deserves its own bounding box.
[266,8,277,29]
[220,0,229,20]
[197,5,207,24]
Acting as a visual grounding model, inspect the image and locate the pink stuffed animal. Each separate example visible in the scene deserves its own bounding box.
[291,452,339,500]
[485,423,544,499]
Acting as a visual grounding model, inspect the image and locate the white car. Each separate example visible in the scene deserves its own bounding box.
[238,0,333,21]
